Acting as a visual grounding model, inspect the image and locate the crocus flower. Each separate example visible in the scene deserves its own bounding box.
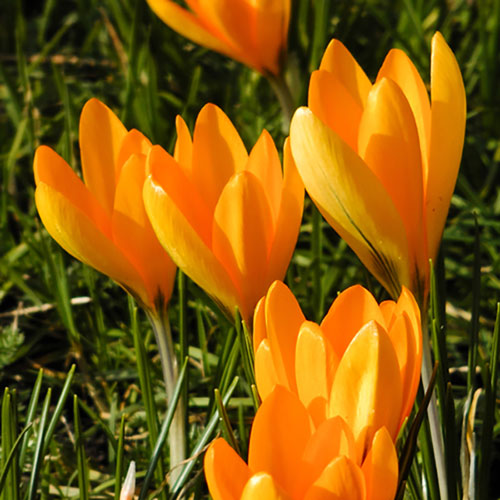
[290,32,466,304]
[253,281,422,458]
[145,0,290,76]
[34,98,176,312]
[143,104,304,322]
[205,385,398,500]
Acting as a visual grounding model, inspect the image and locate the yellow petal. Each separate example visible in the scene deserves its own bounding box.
[265,139,304,286]
[255,339,279,401]
[308,69,363,151]
[143,153,239,316]
[361,427,398,500]
[79,98,127,215]
[35,183,147,305]
[145,0,233,59]
[253,295,267,353]
[191,104,248,214]
[290,107,410,298]
[264,281,305,392]
[329,321,403,456]
[204,438,251,500]
[112,154,176,307]
[241,473,292,500]
[319,39,372,108]
[212,170,273,320]
[320,285,385,359]
[358,77,427,285]
[426,32,466,261]
[248,386,312,498]
[295,321,330,425]
[304,456,365,500]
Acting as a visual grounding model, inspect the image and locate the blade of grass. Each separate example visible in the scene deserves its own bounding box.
[73,395,89,500]
[114,414,126,500]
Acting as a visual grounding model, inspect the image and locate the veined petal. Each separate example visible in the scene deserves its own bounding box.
[426,32,466,261]
[191,104,248,213]
[290,107,410,298]
[295,322,331,425]
[204,438,251,500]
[35,183,147,305]
[304,456,365,500]
[265,139,304,286]
[241,473,292,500]
[212,170,273,320]
[321,285,385,359]
[329,321,403,456]
[248,386,312,498]
[255,339,279,401]
[358,78,427,283]
[79,98,127,214]
[145,0,233,58]
[308,69,364,151]
[376,47,431,175]
[143,171,239,317]
[264,281,305,393]
[173,115,193,173]
[112,155,176,306]
[361,427,398,500]
[246,129,282,223]
[319,39,371,108]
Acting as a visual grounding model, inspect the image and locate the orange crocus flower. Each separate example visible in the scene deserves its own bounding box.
[290,32,466,304]
[145,0,290,76]
[143,104,304,322]
[34,98,176,312]
[205,386,399,500]
[253,281,422,458]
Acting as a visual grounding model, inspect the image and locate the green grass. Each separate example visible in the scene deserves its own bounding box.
[1,0,500,498]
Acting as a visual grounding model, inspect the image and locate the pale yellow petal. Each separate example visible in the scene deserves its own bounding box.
[255,339,279,401]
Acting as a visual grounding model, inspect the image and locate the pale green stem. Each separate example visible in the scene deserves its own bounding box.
[421,312,448,500]
[266,72,295,133]
[146,310,186,485]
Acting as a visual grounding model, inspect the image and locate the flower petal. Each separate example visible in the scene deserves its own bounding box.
[320,285,385,359]
[361,427,398,500]
[191,104,248,214]
[241,473,292,500]
[329,321,403,456]
[248,386,313,498]
[255,339,279,401]
[358,78,427,288]
[79,98,127,214]
[173,115,193,173]
[204,438,251,500]
[290,107,410,298]
[212,170,273,320]
[426,32,466,261]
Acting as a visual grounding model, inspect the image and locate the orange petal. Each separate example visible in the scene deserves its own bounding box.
[379,300,397,328]
[255,339,279,401]
[253,295,267,353]
[248,386,313,498]
[321,285,385,359]
[265,139,304,286]
[264,281,305,392]
[35,183,147,305]
[304,456,366,500]
[212,170,273,320]
[173,115,193,173]
[112,154,176,306]
[290,107,410,298]
[329,321,403,456]
[319,39,372,108]
[295,321,330,425]
[79,98,128,215]
[426,32,466,261]
[204,438,251,500]
[145,0,233,59]
[143,158,239,317]
[377,47,431,172]
[241,473,292,500]
[358,78,427,285]
[191,104,248,214]
[116,129,152,178]
[361,427,398,500]
[302,416,357,475]
[308,69,364,151]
